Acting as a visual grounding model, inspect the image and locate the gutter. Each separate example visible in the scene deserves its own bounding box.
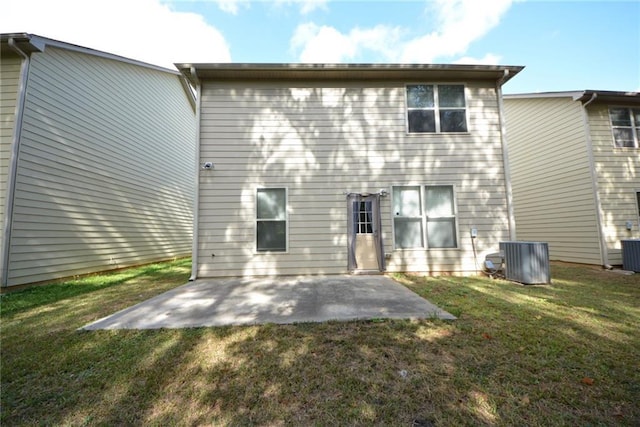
[496,69,517,240]
[582,92,598,107]
[189,67,201,281]
[1,38,31,287]
[578,92,610,267]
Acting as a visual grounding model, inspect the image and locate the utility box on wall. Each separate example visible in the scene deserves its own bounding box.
[499,241,551,285]
[621,240,640,272]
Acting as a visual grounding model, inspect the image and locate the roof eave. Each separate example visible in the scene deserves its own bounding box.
[505,90,640,105]
[175,63,524,87]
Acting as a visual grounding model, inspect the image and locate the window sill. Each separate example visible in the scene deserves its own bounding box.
[406,131,472,136]
[393,247,460,251]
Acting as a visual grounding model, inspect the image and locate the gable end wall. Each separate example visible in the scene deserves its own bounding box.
[5,46,196,286]
[504,97,603,264]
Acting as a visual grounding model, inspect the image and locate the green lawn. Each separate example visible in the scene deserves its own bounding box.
[1,259,639,426]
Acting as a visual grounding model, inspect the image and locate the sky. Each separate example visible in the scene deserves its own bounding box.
[1,0,638,93]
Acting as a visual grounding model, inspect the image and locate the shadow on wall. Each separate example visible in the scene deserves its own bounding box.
[199,81,511,277]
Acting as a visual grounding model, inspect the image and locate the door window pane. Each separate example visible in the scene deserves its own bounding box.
[354,201,373,234]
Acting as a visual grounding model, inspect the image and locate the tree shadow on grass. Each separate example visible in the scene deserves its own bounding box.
[0,258,191,316]
[2,264,639,426]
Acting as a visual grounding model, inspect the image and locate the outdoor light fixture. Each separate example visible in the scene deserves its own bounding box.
[202,162,214,169]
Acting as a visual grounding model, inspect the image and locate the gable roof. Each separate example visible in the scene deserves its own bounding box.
[175,63,524,87]
[1,33,195,110]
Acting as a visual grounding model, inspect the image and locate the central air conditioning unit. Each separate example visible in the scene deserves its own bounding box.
[621,239,640,272]
[499,241,550,285]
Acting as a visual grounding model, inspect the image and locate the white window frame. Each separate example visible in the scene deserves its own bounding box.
[405,84,469,134]
[609,106,640,148]
[255,187,288,253]
[391,184,460,250]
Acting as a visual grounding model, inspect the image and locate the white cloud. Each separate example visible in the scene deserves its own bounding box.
[453,54,503,65]
[216,0,241,14]
[275,0,329,15]
[299,0,329,15]
[291,23,402,63]
[290,0,513,63]
[0,0,231,69]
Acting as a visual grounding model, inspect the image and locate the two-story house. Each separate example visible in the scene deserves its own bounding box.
[504,90,640,267]
[1,33,196,287]
[176,63,523,278]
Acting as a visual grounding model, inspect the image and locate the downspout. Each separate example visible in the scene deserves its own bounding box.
[496,70,517,240]
[1,38,31,287]
[579,92,610,267]
[189,67,201,281]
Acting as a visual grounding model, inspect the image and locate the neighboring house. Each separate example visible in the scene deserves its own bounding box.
[1,33,196,287]
[176,63,523,279]
[503,90,640,267]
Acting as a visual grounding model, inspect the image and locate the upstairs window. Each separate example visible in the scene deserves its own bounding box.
[610,107,640,148]
[256,188,287,252]
[406,84,468,133]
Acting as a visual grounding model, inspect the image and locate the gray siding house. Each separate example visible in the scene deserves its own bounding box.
[504,91,640,266]
[176,63,523,279]
[1,33,196,287]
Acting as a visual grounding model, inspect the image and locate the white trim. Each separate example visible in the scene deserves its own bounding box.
[503,91,585,100]
[27,34,181,75]
[496,82,517,240]
[189,81,202,281]
[404,83,470,134]
[608,106,640,149]
[391,183,460,250]
[255,187,289,254]
[1,38,30,287]
[581,104,609,266]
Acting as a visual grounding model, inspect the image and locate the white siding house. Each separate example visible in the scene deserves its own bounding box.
[504,91,640,267]
[1,33,196,287]
[176,63,523,279]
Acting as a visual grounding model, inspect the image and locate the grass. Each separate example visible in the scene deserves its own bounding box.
[1,259,639,426]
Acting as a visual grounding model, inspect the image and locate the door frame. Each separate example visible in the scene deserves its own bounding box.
[347,193,385,272]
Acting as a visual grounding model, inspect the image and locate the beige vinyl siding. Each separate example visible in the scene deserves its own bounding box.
[504,97,602,264]
[0,54,22,256]
[586,104,640,264]
[0,55,22,284]
[197,81,510,277]
[6,47,195,286]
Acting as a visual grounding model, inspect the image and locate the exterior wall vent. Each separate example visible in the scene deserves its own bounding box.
[499,241,551,284]
[621,240,640,272]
